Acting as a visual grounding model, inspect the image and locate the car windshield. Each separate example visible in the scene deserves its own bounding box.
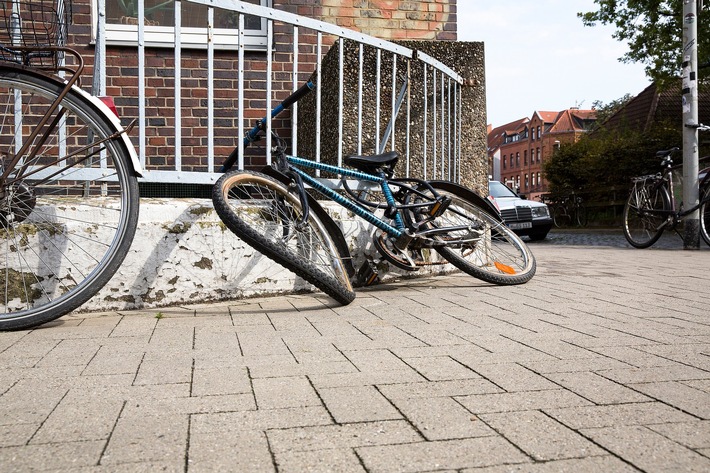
[489,181,518,198]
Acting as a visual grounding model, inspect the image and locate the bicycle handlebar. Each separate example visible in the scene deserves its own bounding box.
[220,80,316,172]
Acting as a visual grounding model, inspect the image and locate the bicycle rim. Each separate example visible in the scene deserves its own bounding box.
[623,181,668,248]
[212,171,354,305]
[700,186,710,247]
[0,67,139,330]
[411,184,536,285]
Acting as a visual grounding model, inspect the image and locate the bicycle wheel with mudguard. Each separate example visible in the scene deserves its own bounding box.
[623,178,670,248]
[699,185,710,247]
[0,67,139,330]
[408,182,536,285]
[212,170,355,305]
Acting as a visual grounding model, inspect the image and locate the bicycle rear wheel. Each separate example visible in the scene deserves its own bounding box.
[212,170,355,305]
[623,179,670,248]
[552,204,570,228]
[409,182,536,285]
[700,185,710,247]
[0,67,139,330]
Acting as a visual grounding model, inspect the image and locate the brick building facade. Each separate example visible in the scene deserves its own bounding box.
[488,108,596,200]
[66,1,459,175]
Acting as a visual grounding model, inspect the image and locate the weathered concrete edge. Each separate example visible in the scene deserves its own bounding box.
[79,198,458,312]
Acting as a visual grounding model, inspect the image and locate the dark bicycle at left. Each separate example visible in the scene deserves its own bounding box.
[0,1,141,330]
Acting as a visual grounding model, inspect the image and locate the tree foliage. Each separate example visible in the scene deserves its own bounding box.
[579,0,710,85]
[543,121,683,200]
[590,94,633,126]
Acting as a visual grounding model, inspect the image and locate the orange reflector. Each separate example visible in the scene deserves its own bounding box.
[494,261,516,274]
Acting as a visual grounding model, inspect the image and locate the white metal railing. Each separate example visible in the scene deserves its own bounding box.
[94,0,464,185]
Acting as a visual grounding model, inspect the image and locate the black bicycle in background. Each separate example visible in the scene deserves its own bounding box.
[623,138,710,248]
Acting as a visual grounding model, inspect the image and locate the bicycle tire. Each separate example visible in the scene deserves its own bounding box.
[576,205,588,227]
[552,205,570,228]
[622,179,670,248]
[408,181,536,285]
[700,185,710,247]
[212,170,355,305]
[0,67,139,330]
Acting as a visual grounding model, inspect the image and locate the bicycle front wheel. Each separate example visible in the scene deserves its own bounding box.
[0,67,139,330]
[212,170,355,305]
[623,179,670,248]
[700,185,710,247]
[410,182,536,285]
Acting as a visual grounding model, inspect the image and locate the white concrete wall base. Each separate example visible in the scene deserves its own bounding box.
[78,199,458,312]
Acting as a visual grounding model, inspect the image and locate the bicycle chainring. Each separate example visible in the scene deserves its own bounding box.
[373,232,420,271]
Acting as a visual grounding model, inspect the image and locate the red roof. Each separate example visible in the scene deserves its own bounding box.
[487,117,529,153]
[549,109,597,133]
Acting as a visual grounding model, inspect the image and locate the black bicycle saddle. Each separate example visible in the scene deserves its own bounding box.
[345,151,399,175]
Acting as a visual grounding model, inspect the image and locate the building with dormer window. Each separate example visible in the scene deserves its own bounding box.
[488,108,596,200]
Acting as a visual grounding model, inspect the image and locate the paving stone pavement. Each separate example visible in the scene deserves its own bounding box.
[1,234,710,472]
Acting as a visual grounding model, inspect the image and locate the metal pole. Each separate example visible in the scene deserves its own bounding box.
[682,0,700,249]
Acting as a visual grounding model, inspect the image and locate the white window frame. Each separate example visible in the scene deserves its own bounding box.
[92,0,271,50]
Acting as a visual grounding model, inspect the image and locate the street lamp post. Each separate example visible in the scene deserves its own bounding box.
[682,0,701,249]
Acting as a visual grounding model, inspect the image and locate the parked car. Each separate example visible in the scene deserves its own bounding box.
[487,180,552,241]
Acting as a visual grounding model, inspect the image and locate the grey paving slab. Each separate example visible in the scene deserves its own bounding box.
[1,241,710,471]
[274,447,366,473]
[542,371,652,404]
[460,455,639,472]
[389,396,495,440]
[580,424,710,473]
[316,385,403,423]
[630,380,710,419]
[479,410,605,461]
[356,436,528,472]
[544,401,698,429]
[266,420,421,453]
[647,421,710,450]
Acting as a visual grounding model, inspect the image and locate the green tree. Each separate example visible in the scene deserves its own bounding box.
[591,94,633,126]
[580,1,710,85]
[543,121,682,201]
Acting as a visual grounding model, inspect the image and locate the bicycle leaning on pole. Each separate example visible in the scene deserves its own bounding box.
[211,80,536,305]
[0,1,142,330]
[622,133,710,249]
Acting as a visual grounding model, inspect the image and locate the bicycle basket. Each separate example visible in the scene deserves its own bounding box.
[0,0,71,69]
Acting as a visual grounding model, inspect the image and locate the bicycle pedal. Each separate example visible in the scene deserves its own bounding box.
[357,260,380,286]
[428,196,452,218]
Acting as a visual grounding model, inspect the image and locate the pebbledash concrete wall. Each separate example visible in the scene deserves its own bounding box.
[298,39,487,193]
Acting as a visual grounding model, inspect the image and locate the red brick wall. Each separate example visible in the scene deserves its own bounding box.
[67,0,457,173]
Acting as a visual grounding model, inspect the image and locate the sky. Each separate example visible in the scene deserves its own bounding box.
[457,0,652,127]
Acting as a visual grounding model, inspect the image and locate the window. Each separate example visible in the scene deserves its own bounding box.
[524,150,527,165]
[537,126,541,138]
[524,174,529,189]
[532,173,536,187]
[503,155,507,169]
[537,147,541,163]
[516,152,519,167]
[97,0,270,49]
